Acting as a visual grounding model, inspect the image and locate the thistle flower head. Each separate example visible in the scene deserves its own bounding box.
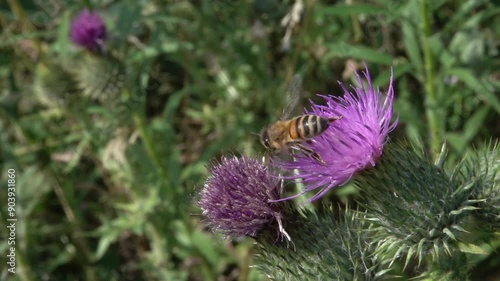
[198,156,287,239]
[357,142,481,266]
[278,65,397,201]
[70,9,107,51]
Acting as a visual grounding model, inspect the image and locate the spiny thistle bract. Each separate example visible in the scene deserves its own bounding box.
[276,64,397,202]
[255,208,392,281]
[68,8,124,102]
[69,53,125,102]
[424,248,469,281]
[355,142,484,268]
[197,156,289,240]
[470,141,500,231]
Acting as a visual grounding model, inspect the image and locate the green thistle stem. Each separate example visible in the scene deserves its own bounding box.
[420,0,443,161]
[132,113,166,179]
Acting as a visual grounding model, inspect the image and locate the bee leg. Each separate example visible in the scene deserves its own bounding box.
[292,142,326,165]
[262,151,272,165]
[278,177,285,196]
[328,115,343,122]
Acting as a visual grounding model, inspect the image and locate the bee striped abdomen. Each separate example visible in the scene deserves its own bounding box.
[290,115,330,141]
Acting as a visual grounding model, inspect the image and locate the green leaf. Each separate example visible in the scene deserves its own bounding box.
[442,0,486,33]
[453,206,481,215]
[433,241,440,259]
[373,62,413,88]
[53,11,71,55]
[442,228,456,241]
[390,246,405,267]
[449,28,486,64]
[428,35,456,68]
[16,166,52,216]
[448,68,500,114]
[63,137,91,173]
[447,133,466,153]
[443,242,452,256]
[47,245,75,272]
[191,231,220,267]
[325,43,394,64]
[447,107,489,153]
[401,11,423,74]
[458,243,487,255]
[92,216,133,261]
[319,4,387,16]
[94,232,117,261]
[464,7,500,28]
[404,246,415,270]
[462,107,490,140]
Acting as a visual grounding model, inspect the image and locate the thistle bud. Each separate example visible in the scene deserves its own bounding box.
[70,9,107,52]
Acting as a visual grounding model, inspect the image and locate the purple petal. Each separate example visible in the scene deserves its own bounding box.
[70,9,107,51]
[198,156,285,238]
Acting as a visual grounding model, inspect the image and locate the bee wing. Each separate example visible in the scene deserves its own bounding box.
[281,74,302,120]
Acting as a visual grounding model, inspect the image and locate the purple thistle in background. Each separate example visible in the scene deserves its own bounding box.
[198,156,289,240]
[277,65,398,202]
[70,9,107,51]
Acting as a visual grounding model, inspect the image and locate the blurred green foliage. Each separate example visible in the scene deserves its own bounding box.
[0,0,498,280]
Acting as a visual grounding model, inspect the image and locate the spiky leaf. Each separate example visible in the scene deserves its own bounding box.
[33,61,77,108]
[470,142,500,231]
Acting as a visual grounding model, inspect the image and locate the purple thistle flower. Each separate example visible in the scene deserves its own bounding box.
[277,65,398,202]
[198,156,289,240]
[70,9,107,51]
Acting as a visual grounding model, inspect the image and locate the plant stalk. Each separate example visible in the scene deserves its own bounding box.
[132,112,167,180]
[420,0,443,161]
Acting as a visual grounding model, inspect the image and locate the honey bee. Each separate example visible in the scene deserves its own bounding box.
[259,74,342,164]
